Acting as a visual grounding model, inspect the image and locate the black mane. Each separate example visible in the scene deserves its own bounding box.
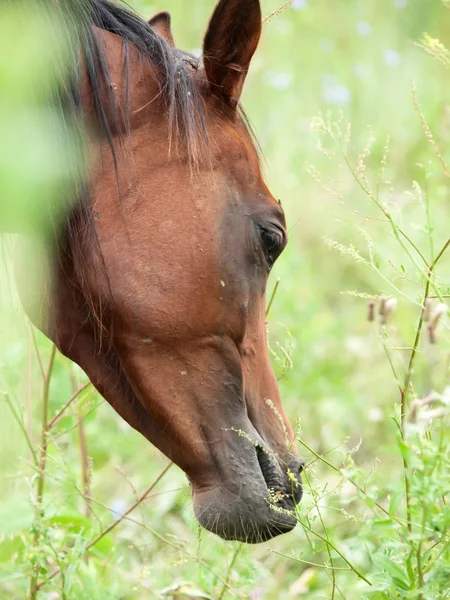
[63,0,207,165]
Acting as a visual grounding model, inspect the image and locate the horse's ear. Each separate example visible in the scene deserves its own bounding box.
[203,0,262,108]
[148,11,175,47]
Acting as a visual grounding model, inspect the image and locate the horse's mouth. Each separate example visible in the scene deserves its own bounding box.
[256,444,304,508]
[192,429,304,543]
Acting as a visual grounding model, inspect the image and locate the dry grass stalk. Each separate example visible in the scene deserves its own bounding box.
[263,0,293,24]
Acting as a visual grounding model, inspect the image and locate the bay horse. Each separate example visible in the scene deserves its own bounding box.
[17,0,303,543]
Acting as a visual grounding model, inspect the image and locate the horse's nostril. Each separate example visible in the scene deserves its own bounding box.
[298,460,305,475]
[256,444,282,486]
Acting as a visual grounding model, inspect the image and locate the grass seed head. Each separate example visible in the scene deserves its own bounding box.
[427,302,448,343]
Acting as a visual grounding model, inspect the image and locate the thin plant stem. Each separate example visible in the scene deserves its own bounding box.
[370,262,421,307]
[425,538,450,574]
[266,277,280,317]
[379,327,403,395]
[36,345,57,505]
[49,401,102,442]
[26,323,33,447]
[342,152,424,272]
[85,463,172,550]
[263,0,293,23]
[303,470,336,599]
[85,487,188,510]
[402,236,450,418]
[301,526,348,600]
[84,494,238,597]
[270,550,351,570]
[416,508,427,597]
[342,150,444,302]
[218,544,242,600]
[3,392,38,467]
[431,237,450,266]
[400,238,450,531]
[293,514,371,586]
[70,374,91,522]
[29,343,57,600]
[30,328,45,381]
[298,438,383,505]
[77,411,90,518]
[411,83,450,178]
[35,462,173,592]
[48,382,91,430]
[297,438,408,528]
[423,171,435,261]
[397,228,429,268]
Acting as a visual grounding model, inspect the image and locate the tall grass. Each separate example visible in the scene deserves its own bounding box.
[280,33,450,597]
[1,0,450,599]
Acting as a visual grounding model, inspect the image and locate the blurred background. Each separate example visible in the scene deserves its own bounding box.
[1,0,450,598]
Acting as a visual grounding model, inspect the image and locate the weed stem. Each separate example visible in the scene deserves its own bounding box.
[35,462,173,592]
[47,382,91,430]
[29,343,57,600]
[266,277,280,317]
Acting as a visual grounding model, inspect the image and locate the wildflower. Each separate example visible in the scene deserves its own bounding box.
[384,49,402,67]
[407,391,449,435]
[430,303,448,326]
[428,323,437,344]
[379,296,397,324]
[384,297,398,318]
[428,303,448,344]
[356,21,372,37]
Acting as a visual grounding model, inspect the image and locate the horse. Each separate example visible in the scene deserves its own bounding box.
[15,0,303,543]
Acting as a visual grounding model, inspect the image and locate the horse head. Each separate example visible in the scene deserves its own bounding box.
[22,0,303,543]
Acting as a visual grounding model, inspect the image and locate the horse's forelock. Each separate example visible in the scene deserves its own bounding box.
[69,0,209,170]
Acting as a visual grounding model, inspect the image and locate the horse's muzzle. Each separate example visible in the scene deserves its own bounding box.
[191,428,303,543]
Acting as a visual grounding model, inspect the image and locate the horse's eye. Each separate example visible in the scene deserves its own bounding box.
[258,226,285,269]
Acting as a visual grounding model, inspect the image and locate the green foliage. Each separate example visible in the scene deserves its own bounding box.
[0,3,78,234]
[418,34,450,69]
[1,0,450,599]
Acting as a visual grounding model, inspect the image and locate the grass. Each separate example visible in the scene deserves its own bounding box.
[1,0,450,598]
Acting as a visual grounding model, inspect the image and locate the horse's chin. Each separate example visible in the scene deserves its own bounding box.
[194,487,299,543]
[190,430,303,543]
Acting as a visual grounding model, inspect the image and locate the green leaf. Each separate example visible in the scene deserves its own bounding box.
[160,582,213,599]
[396,435,410,461]
[372,554,410,591]
[388,490,403,518]
[372,519,394,527]
[0,535,25,562]
[406,552,415,585]
[49,513,92,534]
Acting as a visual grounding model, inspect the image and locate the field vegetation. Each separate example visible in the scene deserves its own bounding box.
[1,0,450,598]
